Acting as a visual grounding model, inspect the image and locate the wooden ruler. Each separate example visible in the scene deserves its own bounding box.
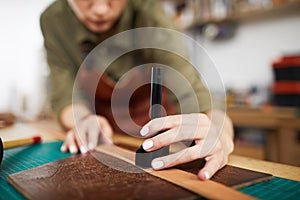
[96,145,255,200]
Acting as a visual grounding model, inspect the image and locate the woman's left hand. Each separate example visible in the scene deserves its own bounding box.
[139,112,234,180]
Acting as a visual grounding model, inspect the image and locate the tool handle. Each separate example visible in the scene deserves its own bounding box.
[3,136,42,149]
[150,67,162,119]
[135,66,169,168]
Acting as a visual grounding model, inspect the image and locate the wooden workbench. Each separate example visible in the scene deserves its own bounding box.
[1,120,299,182]
[227,107,300,166]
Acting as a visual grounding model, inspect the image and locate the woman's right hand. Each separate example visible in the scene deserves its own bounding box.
[60,114,113,154]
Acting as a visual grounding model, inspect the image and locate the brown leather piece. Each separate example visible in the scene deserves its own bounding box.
[8,152,198,200]
[175,159,273,189]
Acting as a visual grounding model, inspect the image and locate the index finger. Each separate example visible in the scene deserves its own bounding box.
[140,113,208,137]
[140,115,182,137]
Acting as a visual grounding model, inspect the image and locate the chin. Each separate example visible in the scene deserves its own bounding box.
[88,23,112,34]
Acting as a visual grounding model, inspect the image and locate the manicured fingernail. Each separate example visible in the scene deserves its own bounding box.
[152,160,164,169]
[107,139,113,145]
[142,140,153,150]
[69,145,77,154]
[88,143,95,150]
[103,136,113,145]
[204,171,210,180]
[140,127,149,136]
[80,146,87,154]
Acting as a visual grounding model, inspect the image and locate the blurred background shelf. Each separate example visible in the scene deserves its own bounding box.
[162,0,300,30]
[196,0,300,26]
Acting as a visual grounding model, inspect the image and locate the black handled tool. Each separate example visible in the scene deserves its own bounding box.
[135,67,169,168]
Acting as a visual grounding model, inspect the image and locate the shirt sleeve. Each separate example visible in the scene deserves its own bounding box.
[40,12,87,115]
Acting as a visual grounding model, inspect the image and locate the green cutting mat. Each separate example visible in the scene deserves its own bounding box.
[0,142,299,200]
[0,142,71,200]
[239,177,300,200]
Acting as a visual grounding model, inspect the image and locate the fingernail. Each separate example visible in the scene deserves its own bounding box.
[152,160,164,169]
[88,143,95,150]
[103,136,113,145]
[60,145,66,152]
[142,140,153,150]
[80,146,87,154]
[69,145,77,154]
[140,126,149,136]
[107,139,113,145]
[203,171,210,180]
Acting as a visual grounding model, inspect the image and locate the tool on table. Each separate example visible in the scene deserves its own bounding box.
[0,112,15,128]
[0,136,42,165]
[135,66,169,167]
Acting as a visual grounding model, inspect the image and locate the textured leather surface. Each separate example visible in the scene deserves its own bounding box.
[176,159,273,189]
[8,152,198,200]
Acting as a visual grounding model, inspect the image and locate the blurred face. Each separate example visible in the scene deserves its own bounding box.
[73,0,128,33]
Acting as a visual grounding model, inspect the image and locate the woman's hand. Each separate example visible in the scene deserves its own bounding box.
[140,111,234,180]
[60,115,113,154]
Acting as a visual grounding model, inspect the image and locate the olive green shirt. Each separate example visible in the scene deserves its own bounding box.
[40,0,211,115]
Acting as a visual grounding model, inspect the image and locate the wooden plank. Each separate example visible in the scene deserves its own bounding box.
[0,122,65,142]
[152,169,255,200]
